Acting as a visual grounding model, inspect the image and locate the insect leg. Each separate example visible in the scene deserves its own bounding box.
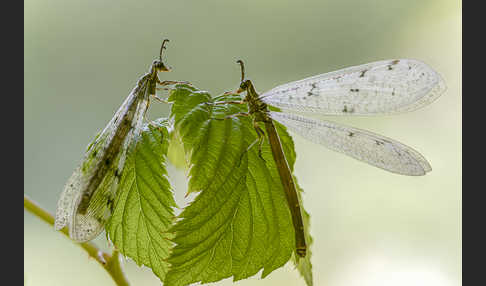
[211,112,249,121]
[143,100,152,122]
[157,78,190,86]
[237,137,258,166]
[236,121,266,165]
[223,90,241,96]
[253,121,266,162]
[153,79,188,102]
[210,100,246,105]
[152,95,169,104]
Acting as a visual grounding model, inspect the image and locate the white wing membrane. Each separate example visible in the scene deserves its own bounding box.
[55,77,150,242]
[262,59,446,115]
[270,111,431,175]
[54,167,83,231]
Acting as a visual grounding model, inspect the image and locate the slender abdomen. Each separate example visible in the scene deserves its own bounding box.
[264,119,307,257]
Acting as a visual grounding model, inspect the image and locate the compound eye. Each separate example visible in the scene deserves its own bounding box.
[239,82,247,89]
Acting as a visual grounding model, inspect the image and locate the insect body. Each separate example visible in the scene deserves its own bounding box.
[54,39,185,242]
[221,58,446,257]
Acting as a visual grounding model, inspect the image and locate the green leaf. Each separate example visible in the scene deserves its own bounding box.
[167,129,187,170]
[165,85,313,286]
[106,118,177,281]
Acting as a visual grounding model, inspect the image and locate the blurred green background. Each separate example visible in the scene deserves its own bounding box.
[24,0,461,285]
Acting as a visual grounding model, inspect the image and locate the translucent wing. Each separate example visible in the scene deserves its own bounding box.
[261,59,446,115]
[55,78,150,242]
[270,111,431,176]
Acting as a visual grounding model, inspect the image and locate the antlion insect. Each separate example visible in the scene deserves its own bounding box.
[214,59,446,257]
[54,39,187,242]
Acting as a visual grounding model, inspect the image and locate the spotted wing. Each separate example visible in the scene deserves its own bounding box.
[54,78,150,242]
[270,111,431,175]
[261,59,446,115]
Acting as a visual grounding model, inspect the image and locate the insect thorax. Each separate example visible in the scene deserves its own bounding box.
[147,64,160,96]
[246,93,271,122]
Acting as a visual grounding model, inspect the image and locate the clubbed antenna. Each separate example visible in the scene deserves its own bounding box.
[236,60,245,82]
[159,39,170,61]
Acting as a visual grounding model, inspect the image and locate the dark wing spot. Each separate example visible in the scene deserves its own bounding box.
[105,158,111,165]
[375,140,384,146]
[348,132,354,137]
[308,83,318,96]
[359,69,368,77]
[387,65,393,71]
[350,88,359,92]
[342,105,348,113]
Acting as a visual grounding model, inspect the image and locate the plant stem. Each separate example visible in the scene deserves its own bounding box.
[24,195,130,286]
[106,250,130,286]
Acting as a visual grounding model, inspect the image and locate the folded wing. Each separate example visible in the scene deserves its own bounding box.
[55,78,150,242]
